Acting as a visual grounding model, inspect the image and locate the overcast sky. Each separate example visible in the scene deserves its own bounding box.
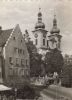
[0,0,72,55]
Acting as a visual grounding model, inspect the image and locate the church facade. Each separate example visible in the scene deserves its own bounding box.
[32,8,62,55]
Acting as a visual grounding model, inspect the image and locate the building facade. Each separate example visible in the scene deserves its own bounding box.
[0,24,30,87]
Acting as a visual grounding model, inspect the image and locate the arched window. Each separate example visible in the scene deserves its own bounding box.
[43,39,45,46]
[35,39,38,45]
[47,40,49,47]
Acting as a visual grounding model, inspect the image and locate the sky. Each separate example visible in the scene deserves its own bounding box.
[0,0,72,55]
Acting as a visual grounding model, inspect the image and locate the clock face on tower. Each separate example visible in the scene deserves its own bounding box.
[34,33,38,38]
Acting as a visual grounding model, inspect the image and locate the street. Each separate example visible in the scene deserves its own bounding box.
[40,85,72,100]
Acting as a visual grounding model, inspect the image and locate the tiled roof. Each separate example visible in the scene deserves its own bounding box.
[0,29,13,47]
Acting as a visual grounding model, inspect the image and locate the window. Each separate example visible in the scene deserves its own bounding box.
[26,59,28,66]
[14,47,17,53]
[35,39,38,45]
[13,37,15,40]
[0,71,2,78]
[20,49,22,54]
[14,68,18,76]
[21,69,24,76]
[47,40,49,47]
[16,58,19,65]
[25,69,29,76]
[43,39,45,46]
[19,69,24,76]
[21,40,22,43]
[9,57,13,64]
[9,68,13,76]
[23,50,24,55]
[18,49,20,54]
[21,59,24,65]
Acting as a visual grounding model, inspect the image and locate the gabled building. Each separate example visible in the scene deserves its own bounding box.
[0,24,30,88]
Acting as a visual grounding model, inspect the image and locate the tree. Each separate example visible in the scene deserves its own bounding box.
[24,30,42,77]
[17,85,40,99]
[45,48,64,74]
[61,64,72,87]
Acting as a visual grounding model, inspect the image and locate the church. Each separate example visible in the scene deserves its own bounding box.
[32,8,62,55]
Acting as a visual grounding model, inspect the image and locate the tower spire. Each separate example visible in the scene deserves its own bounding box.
[53,14,57,27]
[38,7,42,23]
[50,14,60,34]
[35,8,45,29]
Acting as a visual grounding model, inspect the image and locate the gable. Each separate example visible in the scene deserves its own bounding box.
[4,24,29,58]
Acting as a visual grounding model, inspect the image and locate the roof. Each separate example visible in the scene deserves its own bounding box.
[0,29,13,47]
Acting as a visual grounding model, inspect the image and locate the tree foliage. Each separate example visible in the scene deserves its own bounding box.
[61,64,72,87]
[45,48,64,74]
[17,85,40,99]
[26,39,42,77]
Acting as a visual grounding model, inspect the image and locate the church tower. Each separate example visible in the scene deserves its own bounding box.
[48,15,62,51]
[32,8,48,54]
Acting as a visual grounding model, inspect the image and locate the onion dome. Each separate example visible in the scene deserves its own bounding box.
[50,15,60,34]
[35,22,45,29]
[35,8,45,29]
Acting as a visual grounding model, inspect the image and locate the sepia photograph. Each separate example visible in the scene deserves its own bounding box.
[0,0,72,100]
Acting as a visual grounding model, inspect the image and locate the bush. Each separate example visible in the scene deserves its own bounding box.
[17,85,40,99]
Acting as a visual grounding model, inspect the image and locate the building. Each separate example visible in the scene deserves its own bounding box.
[32,8,62,55]
[64,54,72,65]
[48,15,62,51]
[32,8,48,54]
[0,24,30,88]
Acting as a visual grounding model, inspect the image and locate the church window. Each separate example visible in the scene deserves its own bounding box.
[47,40,49,47]
[35,39,38,45]
[13,37,15,40]
[43,39,45,46]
